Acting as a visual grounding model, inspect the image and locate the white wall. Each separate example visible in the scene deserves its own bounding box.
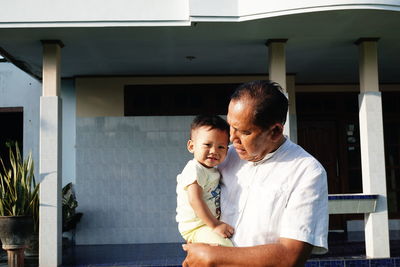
[0,0,190,27]
[75,116,194,244]
[0,62,41,180]
[61,79,76,186]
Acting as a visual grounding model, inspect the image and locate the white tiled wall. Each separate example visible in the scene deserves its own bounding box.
[75,116,194,244]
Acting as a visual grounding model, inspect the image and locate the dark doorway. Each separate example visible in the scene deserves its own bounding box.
[296,92,362,231]
[0,107,23,166]
[298,119,347,231]
[297,90,400,229]
[382,92,400,219]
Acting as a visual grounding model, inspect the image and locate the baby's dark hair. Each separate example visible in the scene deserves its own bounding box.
[190,115,230,139]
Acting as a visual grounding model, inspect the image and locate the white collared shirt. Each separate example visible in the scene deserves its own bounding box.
[219,139,328,254]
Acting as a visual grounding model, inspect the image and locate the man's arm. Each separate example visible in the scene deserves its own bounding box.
[182,237,312,267]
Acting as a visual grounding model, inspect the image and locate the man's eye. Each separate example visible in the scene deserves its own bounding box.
[242,131,251,135]
[219,146,226,149]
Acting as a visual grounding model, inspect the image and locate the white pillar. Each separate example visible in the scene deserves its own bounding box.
[39,40,63,267]
[267,39,296,140]
[356,38,390,258]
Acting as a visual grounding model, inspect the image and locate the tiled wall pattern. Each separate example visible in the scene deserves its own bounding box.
[75,116,194,244]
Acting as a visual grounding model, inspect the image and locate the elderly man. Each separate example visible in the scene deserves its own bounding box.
[183,80,328,267]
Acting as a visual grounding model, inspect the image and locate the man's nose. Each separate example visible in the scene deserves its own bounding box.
[230,127,238,143]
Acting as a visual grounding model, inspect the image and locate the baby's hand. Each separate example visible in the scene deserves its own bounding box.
[213,222,234,238]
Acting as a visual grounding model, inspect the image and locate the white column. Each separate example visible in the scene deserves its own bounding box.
[266,39,295,140]
[356,38,390,258]
[39,40,63,267]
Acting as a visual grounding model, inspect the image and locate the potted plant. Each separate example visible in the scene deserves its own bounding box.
[0,142,39,267]
[24,187,39,257]
[62,182,83,249]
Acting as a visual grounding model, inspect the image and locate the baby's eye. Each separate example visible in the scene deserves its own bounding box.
[203,143,211,147]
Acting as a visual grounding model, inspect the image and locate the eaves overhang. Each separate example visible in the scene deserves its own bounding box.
[0,1,399,84]
[190,0,400,22]
[1,1,400,27]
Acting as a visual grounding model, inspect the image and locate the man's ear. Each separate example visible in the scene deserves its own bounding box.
[270,123,284,141]
[187,140,195,153]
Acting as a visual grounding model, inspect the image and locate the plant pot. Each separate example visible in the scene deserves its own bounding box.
[24,233,38,257]
[0,216,33,267]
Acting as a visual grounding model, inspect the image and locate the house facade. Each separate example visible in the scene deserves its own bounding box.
[0,1,399,266]
[0,61,41,178]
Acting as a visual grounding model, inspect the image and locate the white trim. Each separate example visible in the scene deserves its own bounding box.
[0,4,398,27]
[0,20,191,28]
[329,198,377,214]
[191,4,400,22]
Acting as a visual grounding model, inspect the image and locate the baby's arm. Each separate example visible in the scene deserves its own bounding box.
[187,181,234,238]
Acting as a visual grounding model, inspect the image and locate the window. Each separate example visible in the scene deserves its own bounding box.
[124,84,239,116]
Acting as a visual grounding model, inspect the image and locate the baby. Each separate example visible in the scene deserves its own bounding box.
[176,115,234,247]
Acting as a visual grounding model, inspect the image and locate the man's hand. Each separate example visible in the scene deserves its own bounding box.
[182,243,216,267]
[213,222,234,238]
[182,238,313,267]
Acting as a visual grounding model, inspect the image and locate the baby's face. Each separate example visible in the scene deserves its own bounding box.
[187,126,229,168]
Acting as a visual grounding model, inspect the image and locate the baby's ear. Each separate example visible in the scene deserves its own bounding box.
[187,140,195,153]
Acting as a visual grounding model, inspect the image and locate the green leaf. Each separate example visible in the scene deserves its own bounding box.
[0,141,39,217]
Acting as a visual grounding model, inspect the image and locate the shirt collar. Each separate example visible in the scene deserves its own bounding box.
[252,136,289,166]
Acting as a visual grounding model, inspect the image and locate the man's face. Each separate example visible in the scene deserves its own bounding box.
[227,97,281,162]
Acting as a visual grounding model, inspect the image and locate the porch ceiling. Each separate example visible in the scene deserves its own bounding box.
[0,9,399,84]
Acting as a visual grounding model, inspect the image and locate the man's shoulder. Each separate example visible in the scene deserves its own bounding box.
[227,145,239,160]
[282,139,326,175]
[218,146,243,171]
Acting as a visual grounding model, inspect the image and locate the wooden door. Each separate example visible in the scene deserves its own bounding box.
[298,120,341,194]
[298,119,345,230]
